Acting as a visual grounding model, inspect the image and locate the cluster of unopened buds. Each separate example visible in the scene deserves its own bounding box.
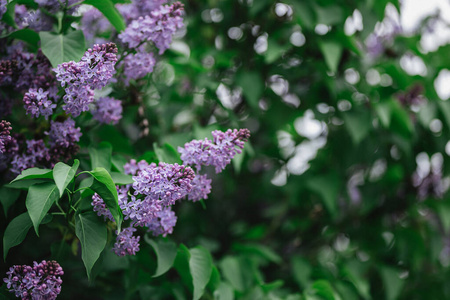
[3,260,64,300]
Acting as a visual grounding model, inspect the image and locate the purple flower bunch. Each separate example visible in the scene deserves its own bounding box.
[92,97,123,125]
[132,162,195,206]
[1,47,54,92]
[178,128,250,201]
[179,129,250,173]
[10,119,82,174]
[3,260,63,300]
[0,0,6,20]
[118,2,184,54]
[122,52,156,85]
[113,227,140,256]
[23,88,56,119]
[54,43,118,117]
[11,139,49,174]
[0,120,12,154]
[92,160,194,255]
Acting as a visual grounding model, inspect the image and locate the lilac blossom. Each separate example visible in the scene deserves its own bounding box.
[188,173,212,202]
[118,0,168,23]
[54,43,118,116]
[4,47,54,92]
[92,97,123,125]
[81,8,112,45]
[23,88,56,119]
[3,260,63,300]
[0,0,6,20]
[124,159,150,176]
[147,207,177,237]
[0,120,12,154]
[47,119,82,148]
[122,52,156,85]
[11,139,49,174]
[34,0,80,14]
[132,162,195,206]
[178,128,250,173]
[118,2,184,54]
[0,59,18,86]
[112,227,140,257]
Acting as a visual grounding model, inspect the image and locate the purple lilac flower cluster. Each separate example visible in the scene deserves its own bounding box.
[112,227,140,256]
[0,59,17,86]
[54,43,118,117]
[92,160,194,255]
[10,139,49,174]
[132,162,194,206]
[3,260,63,300]
[0,0,6,20]
[118,2,184,54]
[179,129,250,173]
[0,47,54,92]
[122,52,156,85]
[92,97,123,125]
[10,119,81,174]
[23,88,56,119]
[0,120,12,154]
[178,129,250,201]
[34,0,79,14]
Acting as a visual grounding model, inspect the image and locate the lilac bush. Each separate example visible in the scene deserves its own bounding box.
[0,0,253,298]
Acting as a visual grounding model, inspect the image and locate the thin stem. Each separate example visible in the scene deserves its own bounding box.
[73,186,90,194]
[51,212,66,216]
[55,201,66,215]
[75,171,91,178]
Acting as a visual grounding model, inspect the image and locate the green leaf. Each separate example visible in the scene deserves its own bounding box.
[309,280,341,300]
[89,142,113,171]
[110,172,134,185]
[264,38,290,64]
[236,72,264,109]
[207,266,221,292]
[26,182,59,236]
[233,243,282,264]
[1,1,17,28]
[4,29,40,50]
[6,179,51,190]
[146,237,178,277]
[343,110,372,144]
[342,261,370,300]
[10,168,53,183]
[0,186,20,217]
[174,244,193,290]
[306,173,341,218]
[292,256,312,288]
[154,143,182,164]
[261,280,284,293]
[53,160,79,197]
[83,0,126,32]
[379,266,404,300]
[189,246,213,300]
[213,282,234,300]
[319,41,343,73]
[3,212,33,260]
[314,5,343,25]
[220,256,245,292]
[39,30,86,68]
[88,167,122,231]
[75,212,107,280]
